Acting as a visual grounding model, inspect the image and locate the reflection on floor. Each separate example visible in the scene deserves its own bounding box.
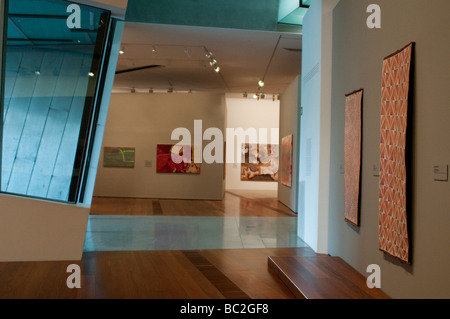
[85,190,306,252]
[84,216,306,251]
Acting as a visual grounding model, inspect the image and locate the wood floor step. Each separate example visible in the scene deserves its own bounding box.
[268,255,390,299]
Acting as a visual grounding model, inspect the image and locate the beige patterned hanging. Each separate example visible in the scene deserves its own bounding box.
[378,43,414,264]
[344,89,363,227]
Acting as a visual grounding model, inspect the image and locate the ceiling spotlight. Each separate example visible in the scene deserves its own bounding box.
[34,70,40,75]
[261,93,265,99]
[167,87,174,93]
[131,88,136,93]
[272,94,276,101]
[258,80,265,88]
[210,59,217,67]
[253,93,258,99]
[88,72,95,77]
[214,65,220,73]
[243,92,248,98]
[119,46,125,55]
[149,88,154,93]
[205,50,212,58]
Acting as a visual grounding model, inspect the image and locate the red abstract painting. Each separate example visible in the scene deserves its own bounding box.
[378,43,413,263]
[344,89,363,227]
[156,144,200,174]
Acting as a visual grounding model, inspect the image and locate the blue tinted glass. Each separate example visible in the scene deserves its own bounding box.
[2,0,110,202]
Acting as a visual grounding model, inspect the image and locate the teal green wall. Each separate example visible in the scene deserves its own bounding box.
[126,0,280,31]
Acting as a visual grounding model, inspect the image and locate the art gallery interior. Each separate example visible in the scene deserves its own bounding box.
[0,0,449,300]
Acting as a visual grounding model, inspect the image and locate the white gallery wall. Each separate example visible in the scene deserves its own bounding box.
[278,76,300,213]
[299,0,339,253]
[225,94,280,191]
[94,92,226,200]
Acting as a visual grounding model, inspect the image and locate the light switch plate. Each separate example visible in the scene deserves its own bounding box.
[433,165,448,181]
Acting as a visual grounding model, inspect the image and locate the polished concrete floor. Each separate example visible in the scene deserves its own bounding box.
[85,190,307,252]
[84,215,306,251]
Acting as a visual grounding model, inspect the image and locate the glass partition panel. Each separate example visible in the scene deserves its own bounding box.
[1,0,111,202]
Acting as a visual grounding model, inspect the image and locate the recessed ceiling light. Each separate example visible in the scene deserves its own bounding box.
[258,80,265,88]
[88,72,95,77]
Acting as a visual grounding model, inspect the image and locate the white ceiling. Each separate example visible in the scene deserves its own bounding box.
[112,22,302,96]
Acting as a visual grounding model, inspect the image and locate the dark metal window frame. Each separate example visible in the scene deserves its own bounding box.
[0,0,8,189]
[0,0,113,204]
[75,17,117,204]
[300,1,311,8]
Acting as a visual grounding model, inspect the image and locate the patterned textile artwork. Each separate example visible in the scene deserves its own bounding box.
[240,144,279,182]
[344,89,363,227]
[378,43,414,263]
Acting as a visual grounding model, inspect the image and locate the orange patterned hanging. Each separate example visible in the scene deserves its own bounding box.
[378,43,414,264]
[344,89,363,227]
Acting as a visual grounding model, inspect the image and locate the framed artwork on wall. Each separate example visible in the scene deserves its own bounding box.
[103,147,135,168]
[280,135,293,187]
[344,89,363,227]
[240,143,278,182]
[156,144,201,174]
[378,42,414,264]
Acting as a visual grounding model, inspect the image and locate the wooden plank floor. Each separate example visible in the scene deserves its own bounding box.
[0,191,391,299]
[90,190,296,217]
[268,255,391,299]
[0,248,315,299]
